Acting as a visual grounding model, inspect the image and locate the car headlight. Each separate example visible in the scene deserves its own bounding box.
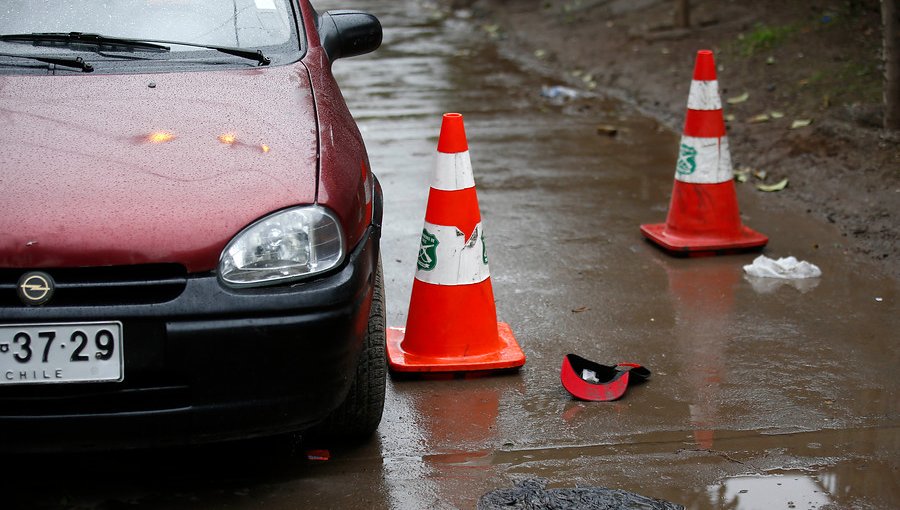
[219,206,345,287]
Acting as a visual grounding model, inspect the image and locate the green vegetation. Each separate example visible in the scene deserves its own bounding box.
[738,23,796,56]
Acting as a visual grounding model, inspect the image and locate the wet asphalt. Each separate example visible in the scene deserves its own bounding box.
[6,1,898,509]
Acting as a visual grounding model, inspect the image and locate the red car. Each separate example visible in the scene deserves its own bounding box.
[0,1,385,450]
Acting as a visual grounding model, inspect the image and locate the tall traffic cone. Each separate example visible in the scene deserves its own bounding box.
[641,50,768,254]
[386,113,526,373]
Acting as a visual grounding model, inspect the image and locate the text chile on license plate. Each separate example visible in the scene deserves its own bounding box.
[0,322,123,385]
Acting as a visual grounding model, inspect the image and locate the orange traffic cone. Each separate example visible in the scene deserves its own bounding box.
[641,50,768,254]
[386,113,526,373]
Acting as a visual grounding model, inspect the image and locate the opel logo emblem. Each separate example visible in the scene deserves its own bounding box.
[17,271,55,306]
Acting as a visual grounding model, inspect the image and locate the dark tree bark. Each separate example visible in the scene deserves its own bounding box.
[885,0,900,129]
[675,0,691,29]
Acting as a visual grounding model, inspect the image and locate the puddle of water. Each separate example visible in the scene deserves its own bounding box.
[708,472,832,510]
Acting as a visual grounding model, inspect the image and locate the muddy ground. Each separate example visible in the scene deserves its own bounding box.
[450,0,899,278]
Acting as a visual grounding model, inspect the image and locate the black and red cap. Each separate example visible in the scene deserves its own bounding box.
[560,354,651,401]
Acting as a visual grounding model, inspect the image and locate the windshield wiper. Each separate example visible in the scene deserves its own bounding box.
[0,32,170,53]
[0,32,270,66]
[0,51,92,72]
[136,37,271,66]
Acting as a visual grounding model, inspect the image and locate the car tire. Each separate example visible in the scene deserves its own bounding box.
[310,257,386,442]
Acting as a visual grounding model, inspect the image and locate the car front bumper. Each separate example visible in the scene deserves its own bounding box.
[0,226,380,452]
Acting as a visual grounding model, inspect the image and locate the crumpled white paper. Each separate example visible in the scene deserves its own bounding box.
[743,255,822,279]
[581,369,600,383]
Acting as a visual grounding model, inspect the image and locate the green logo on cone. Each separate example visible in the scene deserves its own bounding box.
[417,228,439,271]
[676,143,698,175]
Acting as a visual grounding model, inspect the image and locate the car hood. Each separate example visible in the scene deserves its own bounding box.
[0,64,319,272]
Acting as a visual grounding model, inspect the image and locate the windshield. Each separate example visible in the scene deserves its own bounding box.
[0,0,296,51]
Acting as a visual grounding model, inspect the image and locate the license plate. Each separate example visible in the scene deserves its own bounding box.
[0,322,123,385]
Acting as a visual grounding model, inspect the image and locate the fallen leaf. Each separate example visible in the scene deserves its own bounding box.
[724,113,736,122]
[756,178,789,192]
[748,113,770,123]
[534,49,547,59]
[766,56,776,65]
[770,111,785,119]
[727,92,749,104]
[596,124,619,137]
[734,167,751,183]
[571,306,590,313]
[791,119,812,129]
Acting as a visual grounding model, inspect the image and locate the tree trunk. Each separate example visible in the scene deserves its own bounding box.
[675,0,691,29]
[885,0,900,129]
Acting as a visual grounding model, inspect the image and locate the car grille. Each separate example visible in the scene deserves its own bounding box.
[0,264,188,307]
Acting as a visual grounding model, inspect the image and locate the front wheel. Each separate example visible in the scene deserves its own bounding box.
[311,258,386,441]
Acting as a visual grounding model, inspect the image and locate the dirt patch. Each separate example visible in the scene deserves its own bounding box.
[447,0,899,278]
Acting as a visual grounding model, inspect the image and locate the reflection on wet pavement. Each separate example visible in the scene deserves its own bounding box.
[709,473,832,509]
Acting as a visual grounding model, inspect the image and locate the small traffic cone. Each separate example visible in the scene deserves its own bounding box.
[641,50,768,254]
[386,113,526,373]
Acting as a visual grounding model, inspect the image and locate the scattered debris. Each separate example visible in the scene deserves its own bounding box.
[596,124,618,137]
[306,449,331,461]
[581,369,600,383]
[746,274,820,294]
[735,167,774,183]
[727,91,749,104]
[756,178,789,192]
[766,56,776,65]
[748,113,770,123]
[725,113,736,122]
[481,24,501,39]
[770,111,785,119]
[743,255,822,279]
[541,85,581,102]
[534,48,547,59]
[790,118,813,129]
[571,306,590,313]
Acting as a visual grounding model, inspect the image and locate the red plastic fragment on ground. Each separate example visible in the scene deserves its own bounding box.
[306,449,331,461]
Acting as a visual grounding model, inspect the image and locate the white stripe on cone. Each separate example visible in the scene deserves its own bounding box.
[686,80,722,111]
[674,135,733,184]
[432,151,475,191]
[415,221,490,286]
